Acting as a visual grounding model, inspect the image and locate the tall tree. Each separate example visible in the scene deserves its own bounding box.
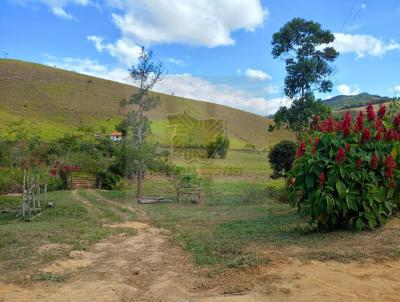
[127,47,164,198]
[270,18,337,135]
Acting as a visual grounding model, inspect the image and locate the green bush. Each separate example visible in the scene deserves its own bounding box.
[288,103,400,230]
[177,173,202,187]
[206,135,230,159]
[96,171,123,190]
[268,140,296,179]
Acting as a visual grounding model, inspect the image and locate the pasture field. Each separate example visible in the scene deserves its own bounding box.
[2,178,400,283]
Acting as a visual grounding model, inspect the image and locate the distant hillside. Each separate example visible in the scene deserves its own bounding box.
[324,93,389,110]
[0,59,293,148]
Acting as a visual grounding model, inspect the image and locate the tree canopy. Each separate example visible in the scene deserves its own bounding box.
[272,17,338,100]
[270,18,337,135]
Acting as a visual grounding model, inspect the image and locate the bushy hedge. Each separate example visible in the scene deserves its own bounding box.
[288,103,400,230]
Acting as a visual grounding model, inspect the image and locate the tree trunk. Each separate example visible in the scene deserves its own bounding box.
[136,168,144,199]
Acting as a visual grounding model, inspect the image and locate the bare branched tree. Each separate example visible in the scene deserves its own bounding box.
[127,47,164,199]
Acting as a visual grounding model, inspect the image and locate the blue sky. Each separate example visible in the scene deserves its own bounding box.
[1,0,400,115]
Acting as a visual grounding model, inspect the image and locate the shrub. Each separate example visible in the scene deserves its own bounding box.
[288,103,400,230]
[177,173,202,187]
[206,135,230,159]
[268,140,296,179]
[96,171,122,190]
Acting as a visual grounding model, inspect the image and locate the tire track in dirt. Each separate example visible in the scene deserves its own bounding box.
[72,189,102,215]
[87,190,141,221]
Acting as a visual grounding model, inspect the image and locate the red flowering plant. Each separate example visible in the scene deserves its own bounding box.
[288,102,400,230]
[49,160,80,189]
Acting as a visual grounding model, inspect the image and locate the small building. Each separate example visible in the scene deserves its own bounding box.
[110,131,122,142]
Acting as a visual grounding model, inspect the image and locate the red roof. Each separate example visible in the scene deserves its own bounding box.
[110,131,122,136]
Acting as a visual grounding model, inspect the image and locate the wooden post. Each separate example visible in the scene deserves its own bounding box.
[21,171,26,219]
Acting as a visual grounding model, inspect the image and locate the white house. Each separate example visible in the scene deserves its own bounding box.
[110,131,122,142]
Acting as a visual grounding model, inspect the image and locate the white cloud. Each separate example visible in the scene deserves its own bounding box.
[154,74,287,115]
[43,56,286,115]
[337,84,361,95]
[15,0,92,20]
[166,57,185,66]
[87,35,142,66]
[44,57,130,83]
[244,68,271,81]
[107,0,268,47]
[331,33,400,58]
[394,85,400,93]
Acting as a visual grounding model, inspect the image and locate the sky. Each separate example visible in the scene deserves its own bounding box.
[1,0,400,116]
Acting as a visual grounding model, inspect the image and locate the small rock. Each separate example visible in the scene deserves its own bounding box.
[47,202,54,208]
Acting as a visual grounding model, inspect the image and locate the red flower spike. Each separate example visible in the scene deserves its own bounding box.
[394,114,400,128]
[289,177,295,187]
[378,104,386,119]
[319,172,326,185]
[356,159,362,170]
[354,111,364,133]
[361,128,371,144]
[342,112,352,137]
[376,119,384,132]
[376,130,382,141]
[370,154,379,170]
[335,147,346,163]
[385,155,396,178]
[385,129,396,141]
[366,104,376,121]
[295,142,306,157]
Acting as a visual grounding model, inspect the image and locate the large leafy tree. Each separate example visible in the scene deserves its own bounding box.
[270,18,337,135]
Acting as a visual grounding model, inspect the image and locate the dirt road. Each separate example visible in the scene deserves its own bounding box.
[1,192,400,302]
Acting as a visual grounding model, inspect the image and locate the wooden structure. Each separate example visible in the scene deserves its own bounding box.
[18,171,47,220]
[176,185,202,204]
[137,197,170,204]
[71,173,96,190]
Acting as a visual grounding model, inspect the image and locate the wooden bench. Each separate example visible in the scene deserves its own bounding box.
[176,186,202,204]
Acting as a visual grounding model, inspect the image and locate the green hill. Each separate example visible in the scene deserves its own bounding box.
[324,93,388,110]
[0,59,292,148]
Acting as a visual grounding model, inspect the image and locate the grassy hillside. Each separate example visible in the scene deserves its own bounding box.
[324,92,388,110]
[0,59,292,148]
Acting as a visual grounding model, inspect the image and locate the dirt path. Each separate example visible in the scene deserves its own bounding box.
[1,192,400,301]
